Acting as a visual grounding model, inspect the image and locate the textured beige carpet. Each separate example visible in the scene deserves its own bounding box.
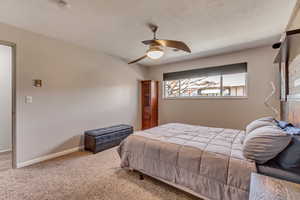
[0,151,12,172]
[0,147,199,200]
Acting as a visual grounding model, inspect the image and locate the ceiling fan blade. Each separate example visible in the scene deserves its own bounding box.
[128,55,147,64]
[155,40,191,53]
[141,40,191,53]
[142,40,155,45]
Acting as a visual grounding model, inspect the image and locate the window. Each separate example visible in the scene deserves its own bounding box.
[163,63,247,98]
[222,73,247,96]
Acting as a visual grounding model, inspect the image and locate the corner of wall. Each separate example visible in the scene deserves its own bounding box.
[287,1,300,30]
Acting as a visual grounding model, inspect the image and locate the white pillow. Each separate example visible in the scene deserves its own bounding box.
[243,125,291,164]
[246,117,275,135]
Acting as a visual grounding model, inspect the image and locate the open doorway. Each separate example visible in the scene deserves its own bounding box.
[0,42,16,171]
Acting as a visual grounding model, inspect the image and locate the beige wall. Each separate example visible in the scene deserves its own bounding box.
[0,23,146,165]
[148,46,280,130]
[0,44,12,152]
[287,1,300,30]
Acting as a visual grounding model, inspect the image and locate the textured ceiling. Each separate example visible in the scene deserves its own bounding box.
[0,0,297,66]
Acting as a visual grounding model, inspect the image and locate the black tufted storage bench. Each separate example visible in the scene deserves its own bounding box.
[84,124,133,153]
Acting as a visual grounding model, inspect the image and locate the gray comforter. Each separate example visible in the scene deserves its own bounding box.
[118,123,256,200]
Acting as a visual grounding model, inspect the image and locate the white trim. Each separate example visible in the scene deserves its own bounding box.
[0,41,17,168]
[0,148,12,153]
[16,146,84,168]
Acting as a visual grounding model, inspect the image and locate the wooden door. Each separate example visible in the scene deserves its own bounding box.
[141,80,158,130]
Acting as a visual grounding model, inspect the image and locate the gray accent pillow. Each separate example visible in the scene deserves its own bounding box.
[246,117,275,135]
[274,135,300,170]
[243,126,291,164]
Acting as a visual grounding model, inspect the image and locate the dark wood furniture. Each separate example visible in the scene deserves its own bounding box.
[249,173,300,200]
[274,29,300,127]
[141,80,158,130]
[84,124,133,153]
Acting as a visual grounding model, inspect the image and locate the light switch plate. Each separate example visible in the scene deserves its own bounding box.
[295,78,300,87]
[25,96,33,104]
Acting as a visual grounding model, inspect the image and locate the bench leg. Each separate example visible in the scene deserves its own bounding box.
[139,174,144,180]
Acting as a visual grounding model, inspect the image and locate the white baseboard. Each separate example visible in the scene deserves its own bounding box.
[0,148,12,153]
[16,146,84,168]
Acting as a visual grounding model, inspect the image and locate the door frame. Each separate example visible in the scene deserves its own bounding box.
[0,40,17,168]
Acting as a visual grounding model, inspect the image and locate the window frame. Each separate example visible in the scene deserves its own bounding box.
[162,73,248,100]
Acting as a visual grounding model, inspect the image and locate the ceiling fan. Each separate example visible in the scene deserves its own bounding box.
[128,23,192,64]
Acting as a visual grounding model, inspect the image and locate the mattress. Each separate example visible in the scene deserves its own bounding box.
[118,123,256,200]
[257,161,300,184]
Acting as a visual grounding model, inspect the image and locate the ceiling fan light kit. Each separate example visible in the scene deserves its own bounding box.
[146,45,164,59]
[128,23,191,64]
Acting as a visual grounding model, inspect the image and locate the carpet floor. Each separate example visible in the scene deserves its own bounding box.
[0,151,12,172]
[0,147,200,200]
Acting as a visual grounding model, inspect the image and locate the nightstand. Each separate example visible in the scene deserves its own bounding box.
[249,173,300,200]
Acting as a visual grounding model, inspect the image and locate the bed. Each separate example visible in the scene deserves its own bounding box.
[117,123,256,200]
